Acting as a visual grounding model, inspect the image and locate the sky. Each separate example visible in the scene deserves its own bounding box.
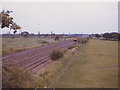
[1,0,118,34]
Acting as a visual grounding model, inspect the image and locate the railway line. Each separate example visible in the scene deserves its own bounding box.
[2,40,71,62]
[2,40,77,73]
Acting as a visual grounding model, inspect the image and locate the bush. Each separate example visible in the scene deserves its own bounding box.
[68,45,75,49]
[21,31,29,38]
[50,49,64,60]
[2,66,33,88]
[55,35,60,41]
[77,37,89,44]
[41,40,49,44]
[15,48,26,53]
[77,38,83,44]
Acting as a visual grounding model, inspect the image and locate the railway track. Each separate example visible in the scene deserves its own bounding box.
[2,40,71,62]
[2,40,77,73]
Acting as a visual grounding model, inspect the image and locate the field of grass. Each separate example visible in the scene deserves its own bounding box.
[53,39,118,88]
[2,36,57,56]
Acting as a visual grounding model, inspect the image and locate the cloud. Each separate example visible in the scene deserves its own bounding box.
[2,2,118,34]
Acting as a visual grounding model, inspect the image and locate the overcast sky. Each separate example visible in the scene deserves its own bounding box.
[1,1,118,34]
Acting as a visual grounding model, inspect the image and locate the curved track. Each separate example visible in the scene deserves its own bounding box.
[2,40,77,73]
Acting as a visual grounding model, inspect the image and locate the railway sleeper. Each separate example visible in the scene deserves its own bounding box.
[29,58,50,71]
[23,56,49,69]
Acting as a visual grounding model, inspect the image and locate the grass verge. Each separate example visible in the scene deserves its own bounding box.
[32,43,81,88]
[52,39,118,88]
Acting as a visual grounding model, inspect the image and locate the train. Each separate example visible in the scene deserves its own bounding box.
[73,38,77,42]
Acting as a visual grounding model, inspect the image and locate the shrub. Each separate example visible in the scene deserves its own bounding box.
[21,31,29,38]
[15,48,26,53]
[2,66,33,88]
[77,37,89,44]
[77,38,83,44]
[41,40,49,44]
[63,49,67,53]
[50,49,64,60]
[68,45,75,49]
[55,35,60,41]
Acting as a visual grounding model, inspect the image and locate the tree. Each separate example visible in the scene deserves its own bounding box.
[37,32,40,37]
[21,31,29,38]
[0,10,21,33]
[31,33,34,36]
[119,34,120,41]
[55,35,60,41]
[95,34,101,38]
[110,32,119,40]
[102,33,111,39]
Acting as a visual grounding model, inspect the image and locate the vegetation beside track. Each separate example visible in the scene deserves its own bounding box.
[2,67,33,88]
[26,43,82,88]
[2,43,81,88]
[52,39,118,88]
[50,49,64,60]
[2,37,89,88]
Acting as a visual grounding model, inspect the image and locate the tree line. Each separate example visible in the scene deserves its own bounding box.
[93,32,119,41]
[0,10,119,41]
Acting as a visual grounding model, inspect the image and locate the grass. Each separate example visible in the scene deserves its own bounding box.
[52,39,118,88]
[2,36,57,56]
[33,44,80,88]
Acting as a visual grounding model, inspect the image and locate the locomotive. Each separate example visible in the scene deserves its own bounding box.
[73,38,77,42]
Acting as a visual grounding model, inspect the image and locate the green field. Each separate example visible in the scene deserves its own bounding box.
[53,39,118,88]
[2,36,57,56]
